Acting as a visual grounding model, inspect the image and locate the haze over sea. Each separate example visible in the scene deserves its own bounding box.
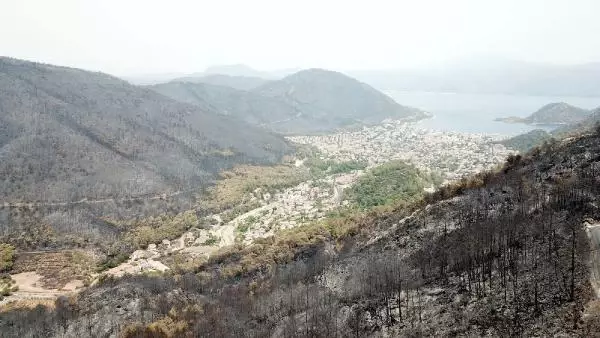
[387,90,600,135]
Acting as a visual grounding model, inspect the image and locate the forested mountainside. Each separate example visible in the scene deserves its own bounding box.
[148,81,298,126]
[0,57,291,249]
[496,102,590,125]
[3,128,599,337]
[253,69,425,133]
[169,74,269,91]
[497,129,552,153]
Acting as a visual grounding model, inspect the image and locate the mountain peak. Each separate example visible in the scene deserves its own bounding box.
[282,68,351,80]
[152,68,424,134]
[253,68,424,132]
[496,102,590,125]
[527,102,589,124]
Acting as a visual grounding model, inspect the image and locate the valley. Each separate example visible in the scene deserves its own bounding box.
[4,125,598,337]
[3,0,600,335]
[102,121,517,275]
[0,120,518,307]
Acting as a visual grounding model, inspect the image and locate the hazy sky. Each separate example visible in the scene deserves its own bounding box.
[1,0,599,76]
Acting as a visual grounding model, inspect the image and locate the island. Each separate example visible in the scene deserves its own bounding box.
[495,102,590,125]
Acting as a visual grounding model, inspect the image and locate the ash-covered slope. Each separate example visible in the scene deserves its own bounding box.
[553,106,600,136]
[4,130,599,336]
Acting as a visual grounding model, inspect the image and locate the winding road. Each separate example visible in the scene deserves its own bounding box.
[1,189,189,208]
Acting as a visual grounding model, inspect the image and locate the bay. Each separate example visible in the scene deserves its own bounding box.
[386,90,600,135]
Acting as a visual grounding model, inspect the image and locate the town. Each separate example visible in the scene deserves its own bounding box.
[289,120,514,184]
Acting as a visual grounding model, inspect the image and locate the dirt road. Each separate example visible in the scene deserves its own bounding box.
[586,221,600,297]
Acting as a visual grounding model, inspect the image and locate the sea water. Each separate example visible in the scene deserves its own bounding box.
[387,90,600,135]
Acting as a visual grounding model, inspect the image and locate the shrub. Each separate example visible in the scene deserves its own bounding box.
[202,235,219,246]
[305,157,367,176]
[0,243,16,272]
[345,161,438,208]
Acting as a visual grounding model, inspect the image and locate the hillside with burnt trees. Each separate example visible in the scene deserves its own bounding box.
[1,128,599,337]
[0,57,292,252]
[0,57,291,203]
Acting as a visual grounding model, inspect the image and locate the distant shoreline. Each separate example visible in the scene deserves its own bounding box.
[494,116,567,127]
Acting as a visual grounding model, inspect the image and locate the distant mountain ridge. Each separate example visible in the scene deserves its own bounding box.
[151,68,425,134]
[350,59,600,96]
[125,64,300,86]
[125,59,600,96]
[252,68,425,132]
[203,64,268,78]
[149,81,299,126]
[192,64,300,80]
[169,74,269,91]
[495,102,590,125]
